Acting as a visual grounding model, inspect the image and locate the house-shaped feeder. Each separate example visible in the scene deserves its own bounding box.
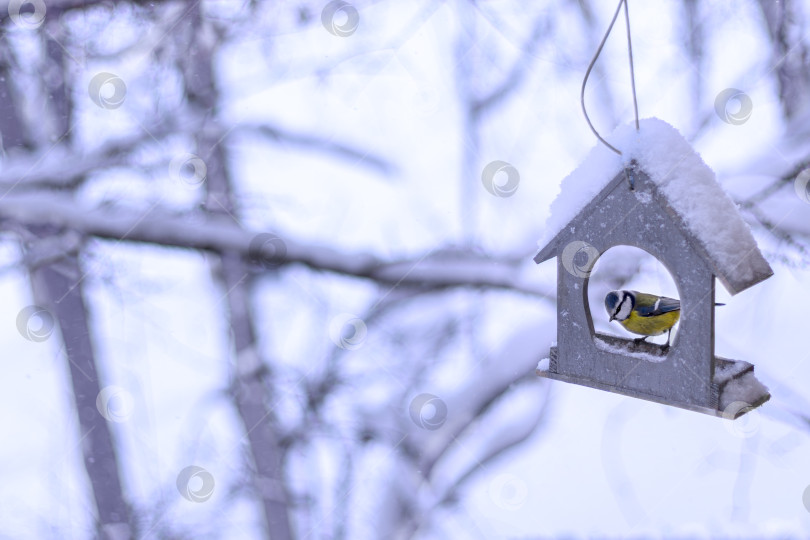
[534,118,773,418]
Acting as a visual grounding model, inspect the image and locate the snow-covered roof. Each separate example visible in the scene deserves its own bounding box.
[536,118,773,295]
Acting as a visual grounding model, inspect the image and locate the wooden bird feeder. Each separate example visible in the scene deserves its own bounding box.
[534,119,772,418]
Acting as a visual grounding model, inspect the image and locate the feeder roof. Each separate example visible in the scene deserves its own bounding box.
[536,118,773,295]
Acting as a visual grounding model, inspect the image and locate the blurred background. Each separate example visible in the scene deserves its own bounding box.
[0,0,809,538]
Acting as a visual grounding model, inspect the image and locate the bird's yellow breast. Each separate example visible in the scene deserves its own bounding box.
[619,310,680,336]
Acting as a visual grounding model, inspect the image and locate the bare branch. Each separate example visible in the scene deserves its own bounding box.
[237,123,395,175]
[739,157,810,208]
[743,205,810,258]
[471,13,549,116]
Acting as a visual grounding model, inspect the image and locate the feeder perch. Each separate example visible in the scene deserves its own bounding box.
[534,119,772,418]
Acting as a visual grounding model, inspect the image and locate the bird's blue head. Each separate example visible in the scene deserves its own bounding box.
[605,290,634,322]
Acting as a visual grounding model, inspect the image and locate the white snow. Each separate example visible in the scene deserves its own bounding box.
[712,358,750,385]
[536,357,550,371]
[539,118,771,293]
[720,371,770,410]
[593,335,666,363]
[713,359,738,381]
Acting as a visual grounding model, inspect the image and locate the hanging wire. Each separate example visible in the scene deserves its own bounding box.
[581,0,640,155]
[623,0,640,131]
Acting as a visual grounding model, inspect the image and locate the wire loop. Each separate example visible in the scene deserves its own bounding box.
[581,0,640,156]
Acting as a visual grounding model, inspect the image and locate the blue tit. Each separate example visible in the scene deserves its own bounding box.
[604,290,680,347]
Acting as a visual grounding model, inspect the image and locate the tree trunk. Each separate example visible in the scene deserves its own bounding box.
[26,227,134,539]
[757,0,810,119]
[178,4,294,537]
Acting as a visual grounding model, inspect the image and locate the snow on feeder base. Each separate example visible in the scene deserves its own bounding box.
[534,119,772,418]
[536,335,769,418]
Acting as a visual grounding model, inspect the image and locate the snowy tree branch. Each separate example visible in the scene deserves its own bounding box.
[0,193,553,296]
[0,131,164,191]
[0,119,394,192]
[407,324,555,477]
[0,0,158,21]
[419,379,550,528]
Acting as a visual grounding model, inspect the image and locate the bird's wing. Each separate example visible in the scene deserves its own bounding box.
[634,295,680,317]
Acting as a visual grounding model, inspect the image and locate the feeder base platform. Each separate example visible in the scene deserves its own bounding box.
[536,341,769,419]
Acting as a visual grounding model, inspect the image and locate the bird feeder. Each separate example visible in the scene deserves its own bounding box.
[534,118,772,418]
